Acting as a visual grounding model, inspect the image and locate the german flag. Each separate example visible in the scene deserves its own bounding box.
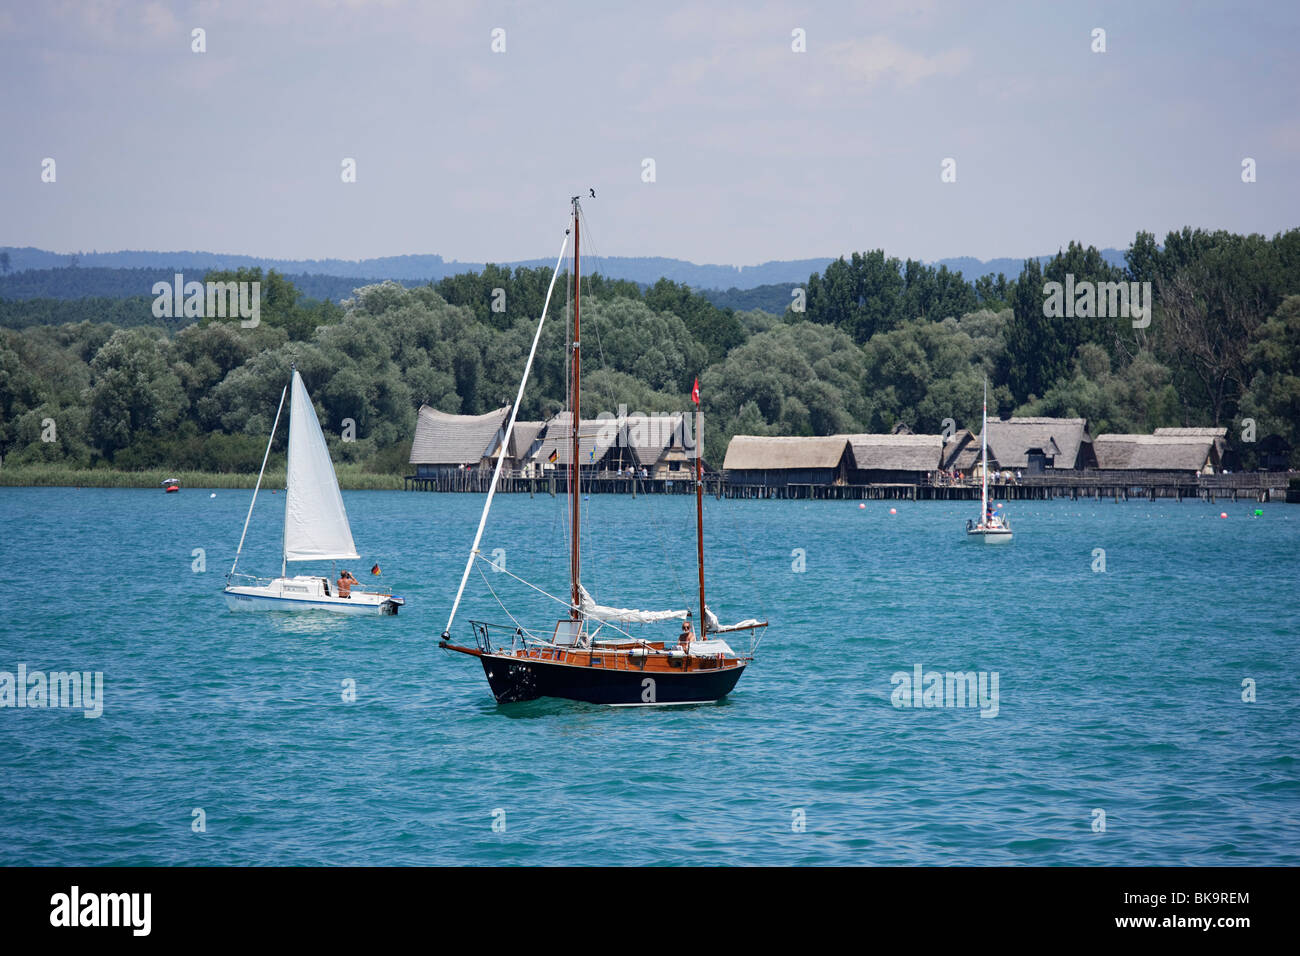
[548,449,558,463]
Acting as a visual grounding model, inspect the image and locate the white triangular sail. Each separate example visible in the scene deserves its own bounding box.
[579,584,687,624]
[283,369,359,562]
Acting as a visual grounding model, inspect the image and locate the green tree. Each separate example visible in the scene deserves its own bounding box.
[87,328,187,457]
[1239,295,1300,468]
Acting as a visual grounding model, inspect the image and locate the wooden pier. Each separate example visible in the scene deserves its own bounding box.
[725,471,1291,503]
[405,471,725,497]
[405,469,1293,503]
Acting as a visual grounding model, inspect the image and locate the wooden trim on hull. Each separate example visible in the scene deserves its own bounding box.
[439,642,747,704]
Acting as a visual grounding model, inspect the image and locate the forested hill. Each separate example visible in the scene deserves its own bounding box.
[0,246,1129,297]
[1,229,1297,478]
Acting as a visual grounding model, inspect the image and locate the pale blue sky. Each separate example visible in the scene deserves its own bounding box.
[2,0,1296,266]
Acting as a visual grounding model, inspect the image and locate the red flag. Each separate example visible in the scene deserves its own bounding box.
[691,377,700,405]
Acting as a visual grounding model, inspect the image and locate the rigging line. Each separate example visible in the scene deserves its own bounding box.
[577,206,612,377]
[474,552,638,642]
[475,559,540,641]
[638,471,692,611]
[474,551,574,612]
[443,230,571,639]
[229,382,287,578]
[719,498,769,626]
[562,248,574,568]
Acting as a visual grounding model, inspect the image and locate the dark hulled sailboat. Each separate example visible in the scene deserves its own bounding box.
[439,196,764,705]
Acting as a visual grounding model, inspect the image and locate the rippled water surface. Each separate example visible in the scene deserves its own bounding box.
[1,486,1297,865]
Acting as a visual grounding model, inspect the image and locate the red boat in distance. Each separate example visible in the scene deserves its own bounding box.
[161,478,180,493]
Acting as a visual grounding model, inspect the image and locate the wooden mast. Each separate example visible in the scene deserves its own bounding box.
[980,377,988,523]
[694,400,706,635]
[570,197,582,621]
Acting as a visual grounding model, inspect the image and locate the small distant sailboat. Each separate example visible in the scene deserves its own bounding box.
[223,367,405,614]
[439,195,764,705]
[966,379,1013,544]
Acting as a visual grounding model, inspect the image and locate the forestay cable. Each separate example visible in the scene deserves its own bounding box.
[229,383,288,578]
[442,231,571,638]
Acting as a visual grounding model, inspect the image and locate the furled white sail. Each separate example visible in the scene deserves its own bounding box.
[704,605,764,633]
[578,585,687,623]
[283,369,359,562]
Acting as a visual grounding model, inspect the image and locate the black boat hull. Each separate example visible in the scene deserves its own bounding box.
[480,655,746,705]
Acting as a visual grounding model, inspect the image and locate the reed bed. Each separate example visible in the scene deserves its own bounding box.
[0,465,404,490]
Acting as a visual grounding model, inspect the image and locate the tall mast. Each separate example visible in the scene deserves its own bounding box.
[569,197,582,621]
[981,378,988,521]
[694,401,706,633]
[282,365,295,578]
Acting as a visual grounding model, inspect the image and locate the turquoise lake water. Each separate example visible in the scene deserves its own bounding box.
[0,485,1297,865]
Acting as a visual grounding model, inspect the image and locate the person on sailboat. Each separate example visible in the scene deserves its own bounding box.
[680,619,695,649]
[336,569,359,598]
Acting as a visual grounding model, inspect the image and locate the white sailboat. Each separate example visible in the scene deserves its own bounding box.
[223,367,405,614]
[966,378,1013,543]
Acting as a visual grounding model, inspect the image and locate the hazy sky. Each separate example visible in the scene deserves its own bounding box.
[2,0,1296,266]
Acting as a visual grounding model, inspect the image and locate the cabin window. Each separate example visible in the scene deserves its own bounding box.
[669,460,681,471]
[553,620,583,646]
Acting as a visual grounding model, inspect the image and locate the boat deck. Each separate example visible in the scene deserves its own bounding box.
[442,635,747,673]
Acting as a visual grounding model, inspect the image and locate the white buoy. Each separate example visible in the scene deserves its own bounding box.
[210,493,216,498]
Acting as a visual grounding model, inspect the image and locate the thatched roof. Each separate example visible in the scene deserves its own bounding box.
[847,433,943,471]
[620,413,690,466]
[1093,434,1216,471]
[940,429,976,470]
[723,435,849,471]
[1153,427,1227,438]
[490,420,546,460]
[531,412,621,466]
[981,417,1091,469]
[410,405,511,465]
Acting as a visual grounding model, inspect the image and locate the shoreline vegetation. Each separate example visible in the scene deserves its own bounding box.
[2,228,1299,477]
[0,464,403,490]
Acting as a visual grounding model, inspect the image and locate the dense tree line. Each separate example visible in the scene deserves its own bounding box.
[0,266,422,305]
[1,227,1297,475]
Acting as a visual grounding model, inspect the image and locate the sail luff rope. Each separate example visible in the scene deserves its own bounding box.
[443,232,571,638]
[229,382,287,578]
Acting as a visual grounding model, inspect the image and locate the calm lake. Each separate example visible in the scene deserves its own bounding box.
[1,486,1297,865]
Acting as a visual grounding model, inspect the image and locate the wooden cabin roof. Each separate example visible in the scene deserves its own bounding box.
[722,435,849,471]
[410,404,511,465]
[980,417,1091,469]
[1093,434,1216,471]
[846,433,943,471]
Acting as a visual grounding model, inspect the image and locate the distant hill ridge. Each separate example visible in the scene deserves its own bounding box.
[0,245,1129,295]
